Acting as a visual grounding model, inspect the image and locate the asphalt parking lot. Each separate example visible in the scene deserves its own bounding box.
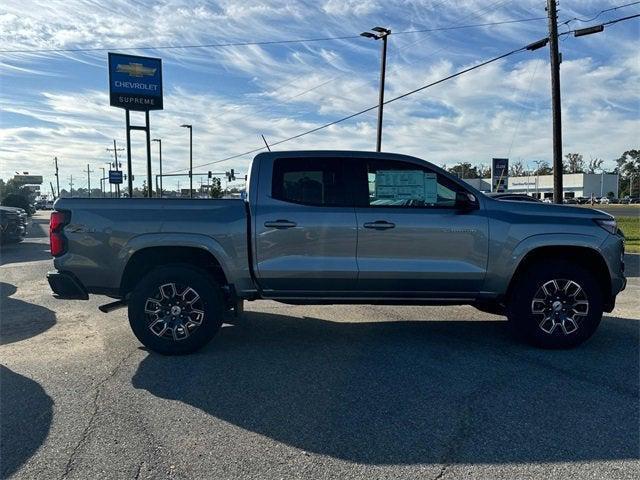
[1,212,639,479]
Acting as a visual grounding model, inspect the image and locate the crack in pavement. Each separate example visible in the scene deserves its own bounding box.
[60,349,137,479]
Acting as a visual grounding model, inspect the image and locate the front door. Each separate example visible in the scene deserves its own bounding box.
[254,156,358,294]
[354,158,489,296]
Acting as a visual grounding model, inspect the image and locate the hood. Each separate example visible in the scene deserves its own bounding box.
[484,196,613,220]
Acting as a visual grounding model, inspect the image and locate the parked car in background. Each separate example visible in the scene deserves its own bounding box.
[0,206,27,243]
[486,193,542,203]
[48,150,626,355]
[599,197,610,205]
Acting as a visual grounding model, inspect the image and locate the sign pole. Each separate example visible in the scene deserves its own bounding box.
[145,110,152,198]
[109,52,162,198]
[113,139,121,198]
[125,109,133,197]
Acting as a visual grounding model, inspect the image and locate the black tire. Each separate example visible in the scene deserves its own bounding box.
[128,264,224,355]
[507,260,603,349]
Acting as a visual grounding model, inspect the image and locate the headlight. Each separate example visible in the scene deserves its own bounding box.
[594,218,618,235]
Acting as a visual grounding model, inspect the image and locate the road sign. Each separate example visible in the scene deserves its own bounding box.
[109,170,123,184]
[491,158,509,192]
[108,53,163,111]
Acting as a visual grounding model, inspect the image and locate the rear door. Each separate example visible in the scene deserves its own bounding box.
[254,156,358,294]
[353,158,489,296]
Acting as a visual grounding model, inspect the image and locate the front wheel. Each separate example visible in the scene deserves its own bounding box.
[507,261,603,349]
[128,264,224,355]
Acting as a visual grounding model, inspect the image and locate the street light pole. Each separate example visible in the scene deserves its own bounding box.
[152,138,163,197]
[361,27,391,152]
[534,160,543,199]
[181,124,193,198]
[86,164,93,198]
[54,156,60,198]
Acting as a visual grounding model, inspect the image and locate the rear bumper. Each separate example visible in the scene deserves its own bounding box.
[47,271,89,300]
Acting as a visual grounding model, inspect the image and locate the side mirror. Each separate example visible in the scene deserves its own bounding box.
[455,192,478,210]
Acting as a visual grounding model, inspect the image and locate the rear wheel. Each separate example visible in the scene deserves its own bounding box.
[128,264,224,355]
[507,261,603,349]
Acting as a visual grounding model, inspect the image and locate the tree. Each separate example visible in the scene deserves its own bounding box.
[533,161,553,176]
[1,193,31,211]
[477,164,491,178]
[616,149,640,197]
[587,157,604,174]
[564,153,584,174]
[0,178,36,203]
[209,178,223,198]
[447,162,479,179]
[509,160,525,177]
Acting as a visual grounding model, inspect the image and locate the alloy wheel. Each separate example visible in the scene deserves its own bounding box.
[144,283,205,341]
[531,279,589,335]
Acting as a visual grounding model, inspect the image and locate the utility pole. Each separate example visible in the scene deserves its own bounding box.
[181,124,193,197]
[547,0,563,204]
[54,156,60,198]
[86,164,93,198]
[106,140,124,198]
[69,175,74,198]
[361,27,391,152]
[152,138,163,197]
[101,167,106,197]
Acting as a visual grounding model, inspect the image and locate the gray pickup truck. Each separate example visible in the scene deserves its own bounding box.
[48,151,626,354]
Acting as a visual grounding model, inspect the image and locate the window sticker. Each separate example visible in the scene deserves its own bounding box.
[374,170,438,204]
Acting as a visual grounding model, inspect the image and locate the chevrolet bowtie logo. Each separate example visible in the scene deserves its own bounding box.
[116,62,156,77]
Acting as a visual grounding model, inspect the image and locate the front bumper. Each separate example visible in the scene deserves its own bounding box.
[47,271,89,300]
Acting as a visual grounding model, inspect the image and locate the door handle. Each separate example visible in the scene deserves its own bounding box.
[264,219,297,229]
[363,221,395,230]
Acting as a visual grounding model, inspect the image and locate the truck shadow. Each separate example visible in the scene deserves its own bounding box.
[132,312,639,465]
[0,365,54,478]
[0,241,52,266]
[0,283,56,345]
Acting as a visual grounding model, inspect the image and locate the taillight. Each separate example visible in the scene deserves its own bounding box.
[50,210,70,257]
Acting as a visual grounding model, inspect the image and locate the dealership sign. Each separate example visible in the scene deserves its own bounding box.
[13,175,43,185]
[491,158,509,192]
[108,53,163,111]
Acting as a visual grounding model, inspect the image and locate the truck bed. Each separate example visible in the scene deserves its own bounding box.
[52,197,251,296]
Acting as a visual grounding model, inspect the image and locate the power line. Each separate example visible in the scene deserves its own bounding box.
[172,12,640,173]
[394,16,546,35]
[561,1,640,25]
[216,1,533,131]
[168,43,530,173]
[0,17,545,55]
[559,13,640,37]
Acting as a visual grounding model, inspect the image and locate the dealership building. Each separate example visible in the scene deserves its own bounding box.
[464,173,619,199]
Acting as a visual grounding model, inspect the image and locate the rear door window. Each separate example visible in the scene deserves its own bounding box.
[272,157,350,207]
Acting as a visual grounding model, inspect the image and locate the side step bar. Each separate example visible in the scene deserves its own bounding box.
[98,299,127,313]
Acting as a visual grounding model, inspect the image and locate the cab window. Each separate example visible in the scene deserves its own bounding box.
[272,157,349,207]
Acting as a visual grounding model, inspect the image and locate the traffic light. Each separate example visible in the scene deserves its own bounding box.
[208,171,212,178]
[230,169,235,181]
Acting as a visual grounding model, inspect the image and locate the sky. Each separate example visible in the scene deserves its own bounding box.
[0,0,638,194]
